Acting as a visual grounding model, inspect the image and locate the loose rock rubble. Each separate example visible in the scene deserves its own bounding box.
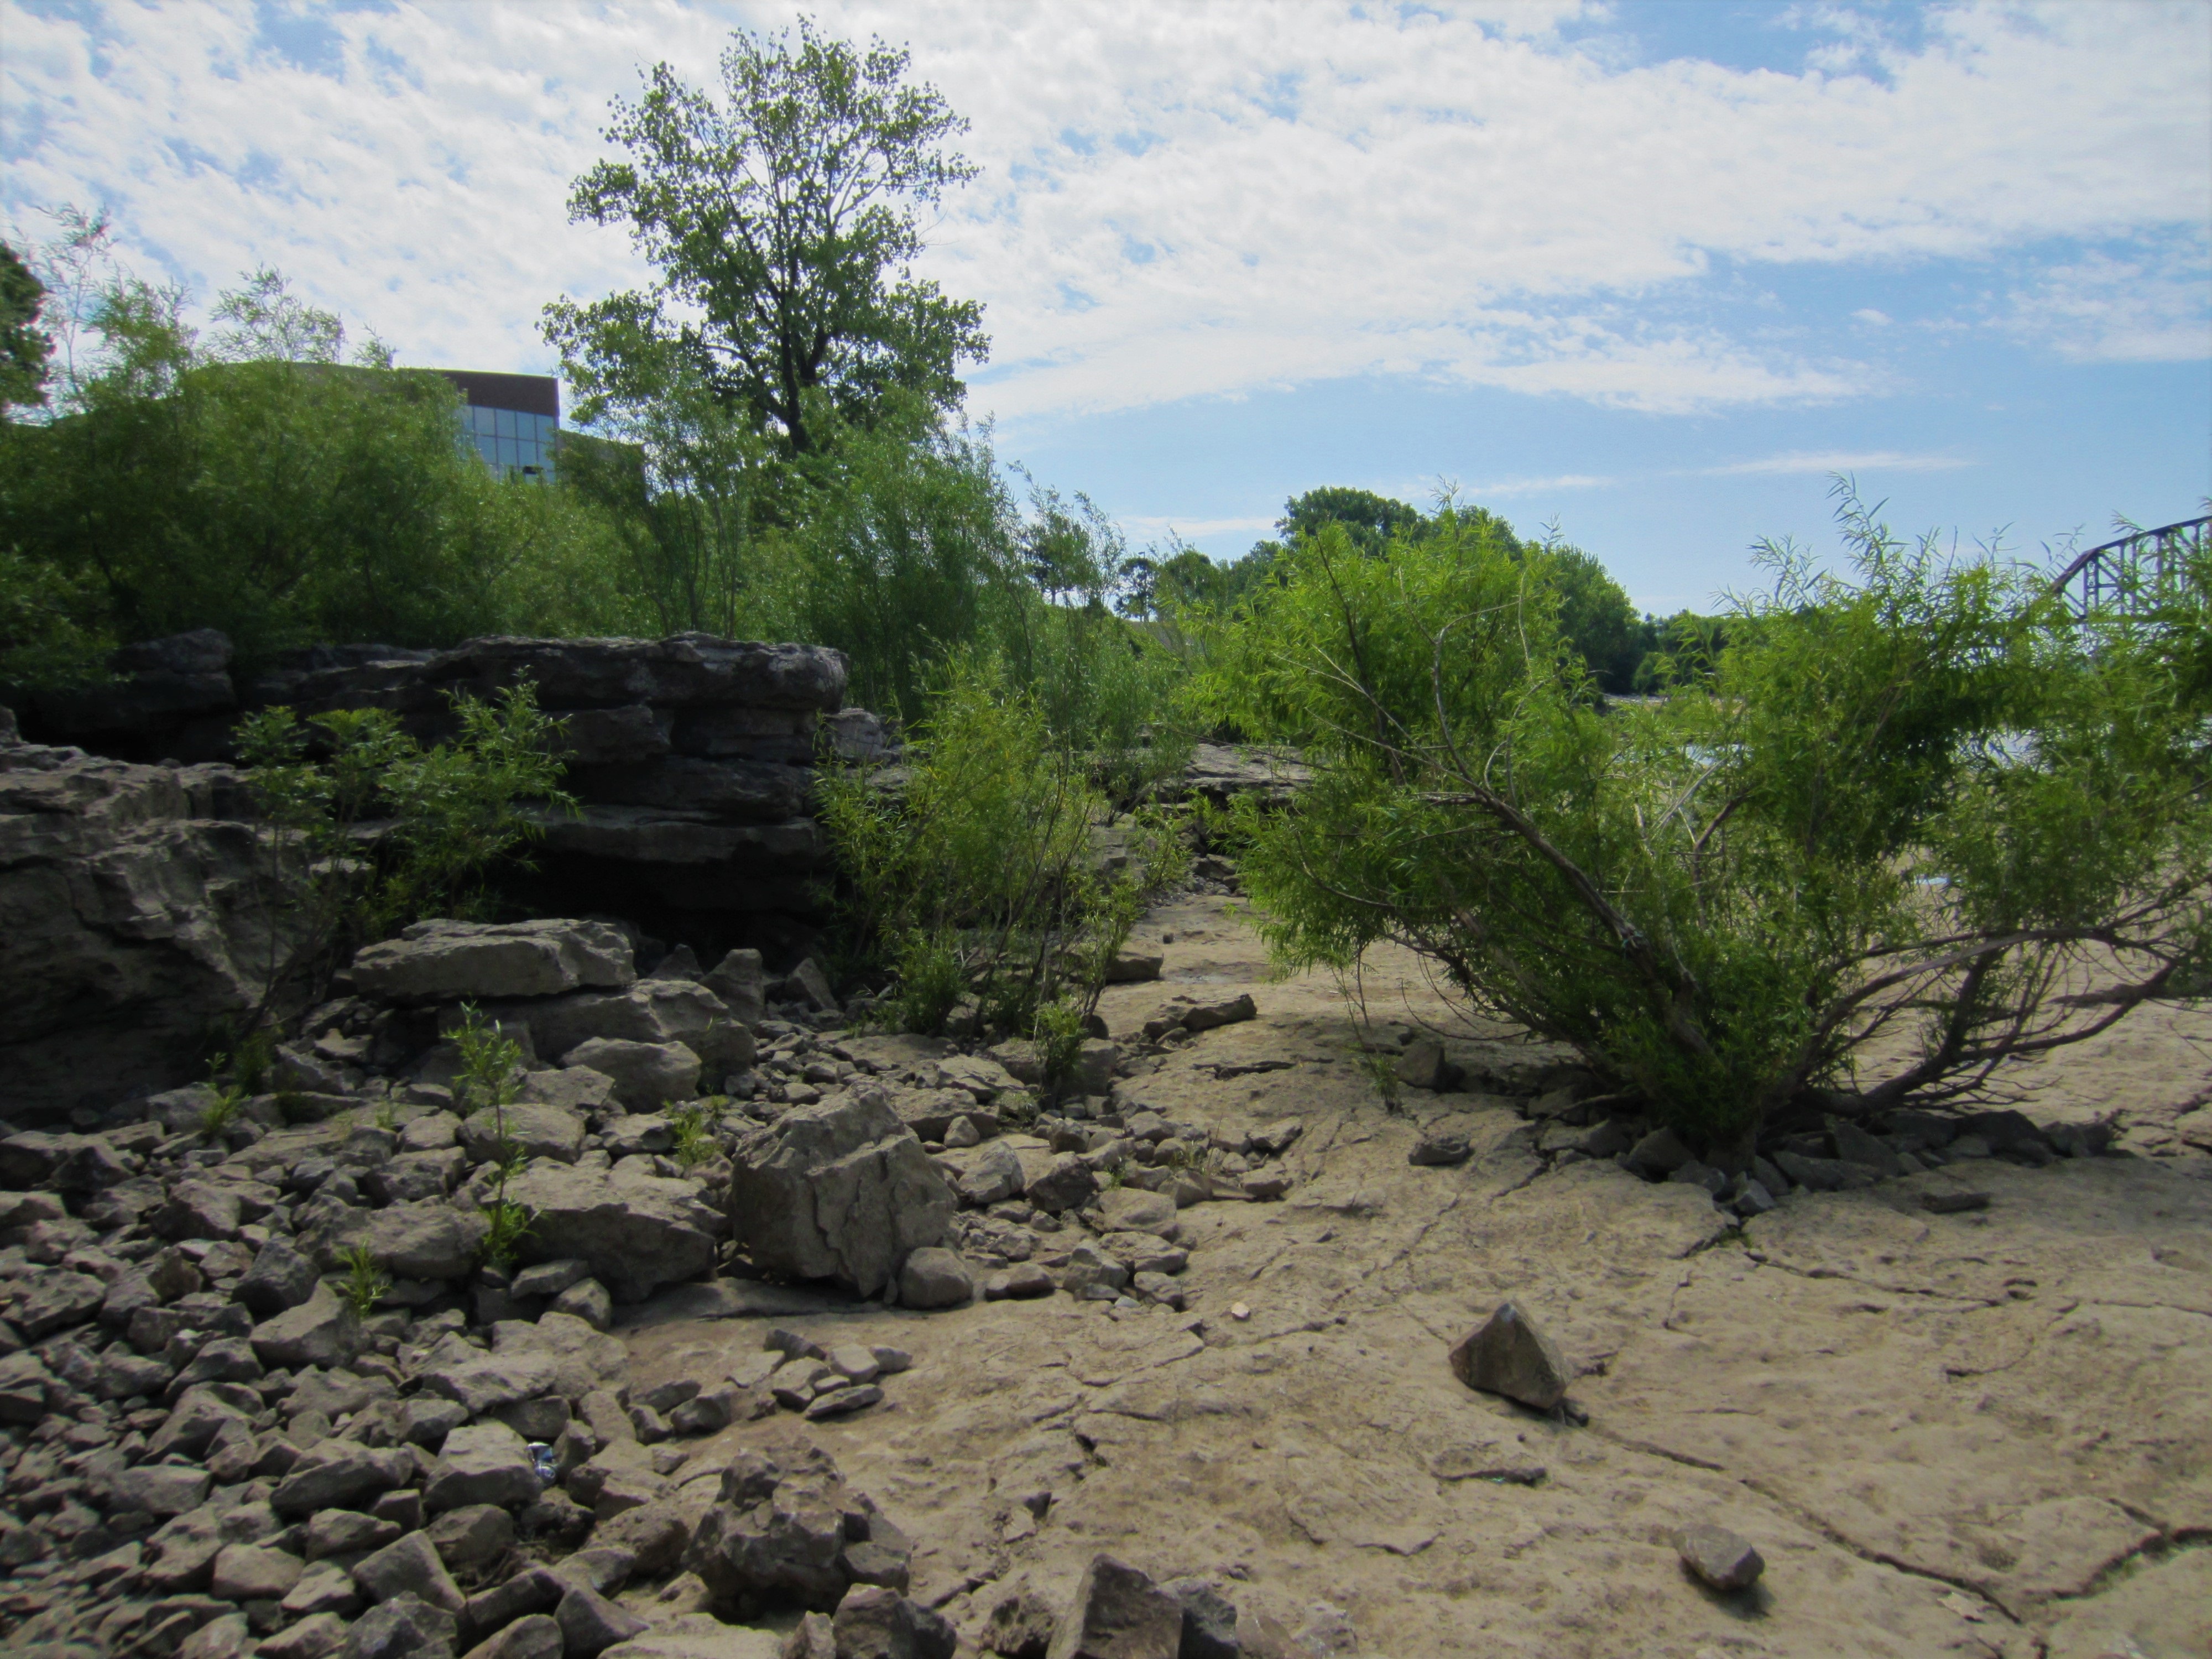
[0,894,1331,1657]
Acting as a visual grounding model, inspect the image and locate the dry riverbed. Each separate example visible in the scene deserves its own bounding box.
[620,893,2212,1659]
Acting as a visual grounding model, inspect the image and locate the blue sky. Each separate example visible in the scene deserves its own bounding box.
[4,0,2207,612]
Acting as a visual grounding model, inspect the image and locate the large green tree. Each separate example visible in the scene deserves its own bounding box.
[0,242,53,417]
[547,19,987,460]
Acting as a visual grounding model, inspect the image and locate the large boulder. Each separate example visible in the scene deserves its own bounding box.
[728,1087,956,1297]
[503,1164,720,1303]
[351,920,634,1005]
[561,1040,701,1110]
[457,1104,586,1166]
[0,743,288,1120]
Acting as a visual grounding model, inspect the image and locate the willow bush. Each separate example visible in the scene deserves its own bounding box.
[1195,488,2210,1159]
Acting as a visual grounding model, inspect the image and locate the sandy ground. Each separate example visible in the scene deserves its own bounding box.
[620,893,2212,1659]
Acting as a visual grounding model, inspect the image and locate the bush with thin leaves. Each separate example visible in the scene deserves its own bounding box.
[452,1005,536,1270]
[236,681,574,1010]
[820,655,1186,1041]
[1197,483,2210,1158]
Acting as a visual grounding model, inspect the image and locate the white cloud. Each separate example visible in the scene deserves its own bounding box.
[2,0,2205,428]
[1468,473,1619,495]
[2002,238,2212,363]
[1704,450,1972,477]
[1117,514,1279,540]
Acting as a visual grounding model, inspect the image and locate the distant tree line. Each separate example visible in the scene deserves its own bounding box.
[1118,483,1724,696]
[2,21,1685,734]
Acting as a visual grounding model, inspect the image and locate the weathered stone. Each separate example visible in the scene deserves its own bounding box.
[1772,1150,1880,1192]
[504,982,754,1080]
[457,1105,586,1167]
[0,747,291,1118]
[146,1381,259,1459]
[1164,1579,1239,1659]
[1396,1040,1458,1092]
[458,1564,567,1642]
[424,1421,541,1513]
[1448,1302,1572,1412]
[957,1140,1025,1208]
[340,1592,458,1659]
[417,1339,559,1417]
[686,1476,852,1613]
[704,948,766,1029]
[307,1509,403,1561]
[503,1165,719,1303]
[109,1462,215,1517]
[896,1248,974,1310]
[552,1277,614,1330]
[457,1613,562,1659]
[1624,1126,1694,1177]
[236,1237,321,1316]
[2,1130,141,1192]
[1097,1187,1178,1237]
[1676,1524,1764,1592]
[830,1584,958,1659]
[1922,1186,1991,1214]
[14,1268,105,1337]
[1181,994,1256,1033]
[152,1179,244,1241]
[251,1282,359,1370]
[805,1383,883,1421]
[1025,1154,1098,1216]
[284,1561,367,1620]
[175,1611,254,1659]
[356,1531,466,1614]
[1050,1554,1181,1659]
[562,1039,701,1109]
[510,1259,591,1300]
[168,1334,265,1396]
[211,1542,306,1600]
[273,1442,415,1517]
[728,1086,956,1298]
[984,1263,1055,1301]
[1409,1126,1473,1166]
[352,920,634,1005]
[263,1613,351,1659]
[555,1585,649,1658]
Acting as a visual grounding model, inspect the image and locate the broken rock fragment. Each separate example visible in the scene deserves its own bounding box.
[1676,1523,1764,1592]
[1048,1554,1183,1659]
[728,1085,955,1297]
[1447,1301,1573,1412]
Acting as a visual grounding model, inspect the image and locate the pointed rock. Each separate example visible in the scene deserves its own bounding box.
[1447,1301,1572,1411]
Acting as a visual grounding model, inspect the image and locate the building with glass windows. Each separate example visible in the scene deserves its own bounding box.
[440,369,560,482]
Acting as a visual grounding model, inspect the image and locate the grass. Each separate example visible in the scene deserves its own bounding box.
[670,1100,724,1168]
[481,1200,534,1272]
[197,1086,245,1141]
[337,1243,389,1319]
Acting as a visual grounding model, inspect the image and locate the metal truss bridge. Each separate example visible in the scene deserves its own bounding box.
[2048,514,2208,618]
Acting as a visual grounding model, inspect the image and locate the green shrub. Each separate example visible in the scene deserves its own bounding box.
[236,682,573,1003]
[1198,486,2211,1157]
[820,655,1186,1040]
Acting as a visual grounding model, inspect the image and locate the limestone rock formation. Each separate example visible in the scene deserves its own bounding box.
[728,1086,956,1297]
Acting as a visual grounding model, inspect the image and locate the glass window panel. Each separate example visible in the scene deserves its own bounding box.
[496,408,517,439]
[476,435,498,466]
[473,406,496,435]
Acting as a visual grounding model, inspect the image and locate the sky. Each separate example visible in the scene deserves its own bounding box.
[3,0,2208,613]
